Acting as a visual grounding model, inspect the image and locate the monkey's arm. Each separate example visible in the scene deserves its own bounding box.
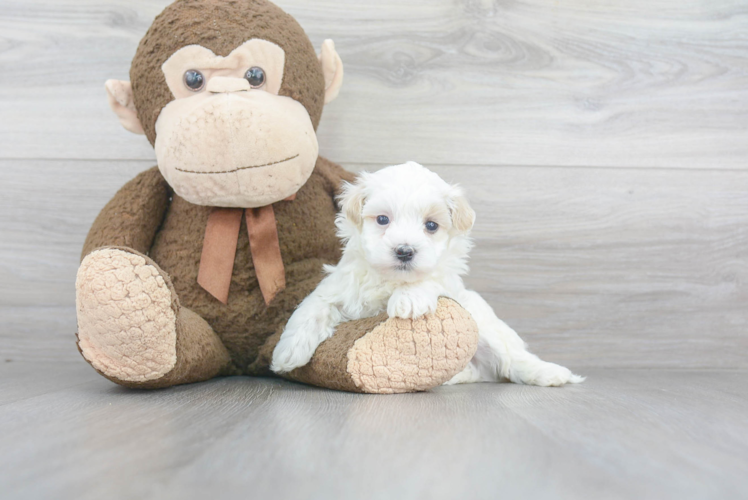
[81,166,171,260]
[256,298,479,393]
[315,156,357,195]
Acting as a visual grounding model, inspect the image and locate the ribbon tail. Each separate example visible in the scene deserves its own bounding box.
[197,208,244,304]
[245,205,286,306]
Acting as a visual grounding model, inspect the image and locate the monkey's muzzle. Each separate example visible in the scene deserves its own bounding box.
[154,91,319,208]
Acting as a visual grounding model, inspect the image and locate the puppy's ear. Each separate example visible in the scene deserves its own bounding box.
[338,175,367,226]
[448,186,476,233]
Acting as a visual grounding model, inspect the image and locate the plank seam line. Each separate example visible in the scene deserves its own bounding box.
[1,158,746,173]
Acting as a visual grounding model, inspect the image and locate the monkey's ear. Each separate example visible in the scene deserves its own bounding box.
[448,187,476,233]
[338,176,367,227]
[318,39,344,104]
[105,80,145,135]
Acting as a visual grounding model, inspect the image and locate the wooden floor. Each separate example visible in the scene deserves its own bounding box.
[1,361,747,500]
[1,0,747,498]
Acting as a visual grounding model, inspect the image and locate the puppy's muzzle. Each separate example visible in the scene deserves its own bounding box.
[395,245,416,263]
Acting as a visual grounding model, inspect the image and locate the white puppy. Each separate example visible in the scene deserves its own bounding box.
[272,162,584,387]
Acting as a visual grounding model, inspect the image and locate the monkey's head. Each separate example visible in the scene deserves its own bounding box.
[105,0,343,208]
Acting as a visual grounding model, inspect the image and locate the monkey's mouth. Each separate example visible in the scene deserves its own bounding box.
[174,154,299,174]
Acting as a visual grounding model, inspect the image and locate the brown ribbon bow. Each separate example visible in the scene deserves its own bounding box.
[197,195,295,306]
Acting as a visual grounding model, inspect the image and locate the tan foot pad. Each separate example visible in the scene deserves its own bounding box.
[76,248,177,382]
[347,298,479,394]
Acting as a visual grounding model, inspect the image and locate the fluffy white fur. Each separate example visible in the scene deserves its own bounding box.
[271,161,584,387]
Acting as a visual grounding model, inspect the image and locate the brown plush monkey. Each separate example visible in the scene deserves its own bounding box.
[76,0,479,394]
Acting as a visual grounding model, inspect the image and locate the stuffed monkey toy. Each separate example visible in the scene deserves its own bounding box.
[76,0,479,394]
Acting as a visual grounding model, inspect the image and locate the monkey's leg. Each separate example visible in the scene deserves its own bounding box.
[76,247,232,389]
[256,298,479,394]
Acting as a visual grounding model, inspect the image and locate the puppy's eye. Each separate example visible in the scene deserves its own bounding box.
[183,70,205,91]
[376,215,390,225]
[425,221,439,232]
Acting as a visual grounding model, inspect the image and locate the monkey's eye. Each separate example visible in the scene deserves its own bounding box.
[425,221,439,232]
[376,215,390,226]
[183,70,205,91]
[245,67,266,88]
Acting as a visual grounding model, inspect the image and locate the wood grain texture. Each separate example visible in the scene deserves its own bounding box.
[2,3,746,497]
[0,2,746,368]
[1,0,747,168]
[1,365,747,500]
[0,307,81,365]
[1,161,746,369]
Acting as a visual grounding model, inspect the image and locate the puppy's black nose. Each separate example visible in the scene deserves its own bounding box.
[395,245,415,262]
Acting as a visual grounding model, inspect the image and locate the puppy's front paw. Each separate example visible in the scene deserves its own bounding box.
[387,289,438,319]
[271,329,319,374]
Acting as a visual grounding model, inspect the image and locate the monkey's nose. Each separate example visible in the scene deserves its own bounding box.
[395,245,415,262]
[207,76,251,94]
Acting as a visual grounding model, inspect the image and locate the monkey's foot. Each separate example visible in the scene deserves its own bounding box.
[260,298,479,394]
[76,248,178,384]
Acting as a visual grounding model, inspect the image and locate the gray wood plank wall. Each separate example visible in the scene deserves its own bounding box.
[1,0,746,369]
